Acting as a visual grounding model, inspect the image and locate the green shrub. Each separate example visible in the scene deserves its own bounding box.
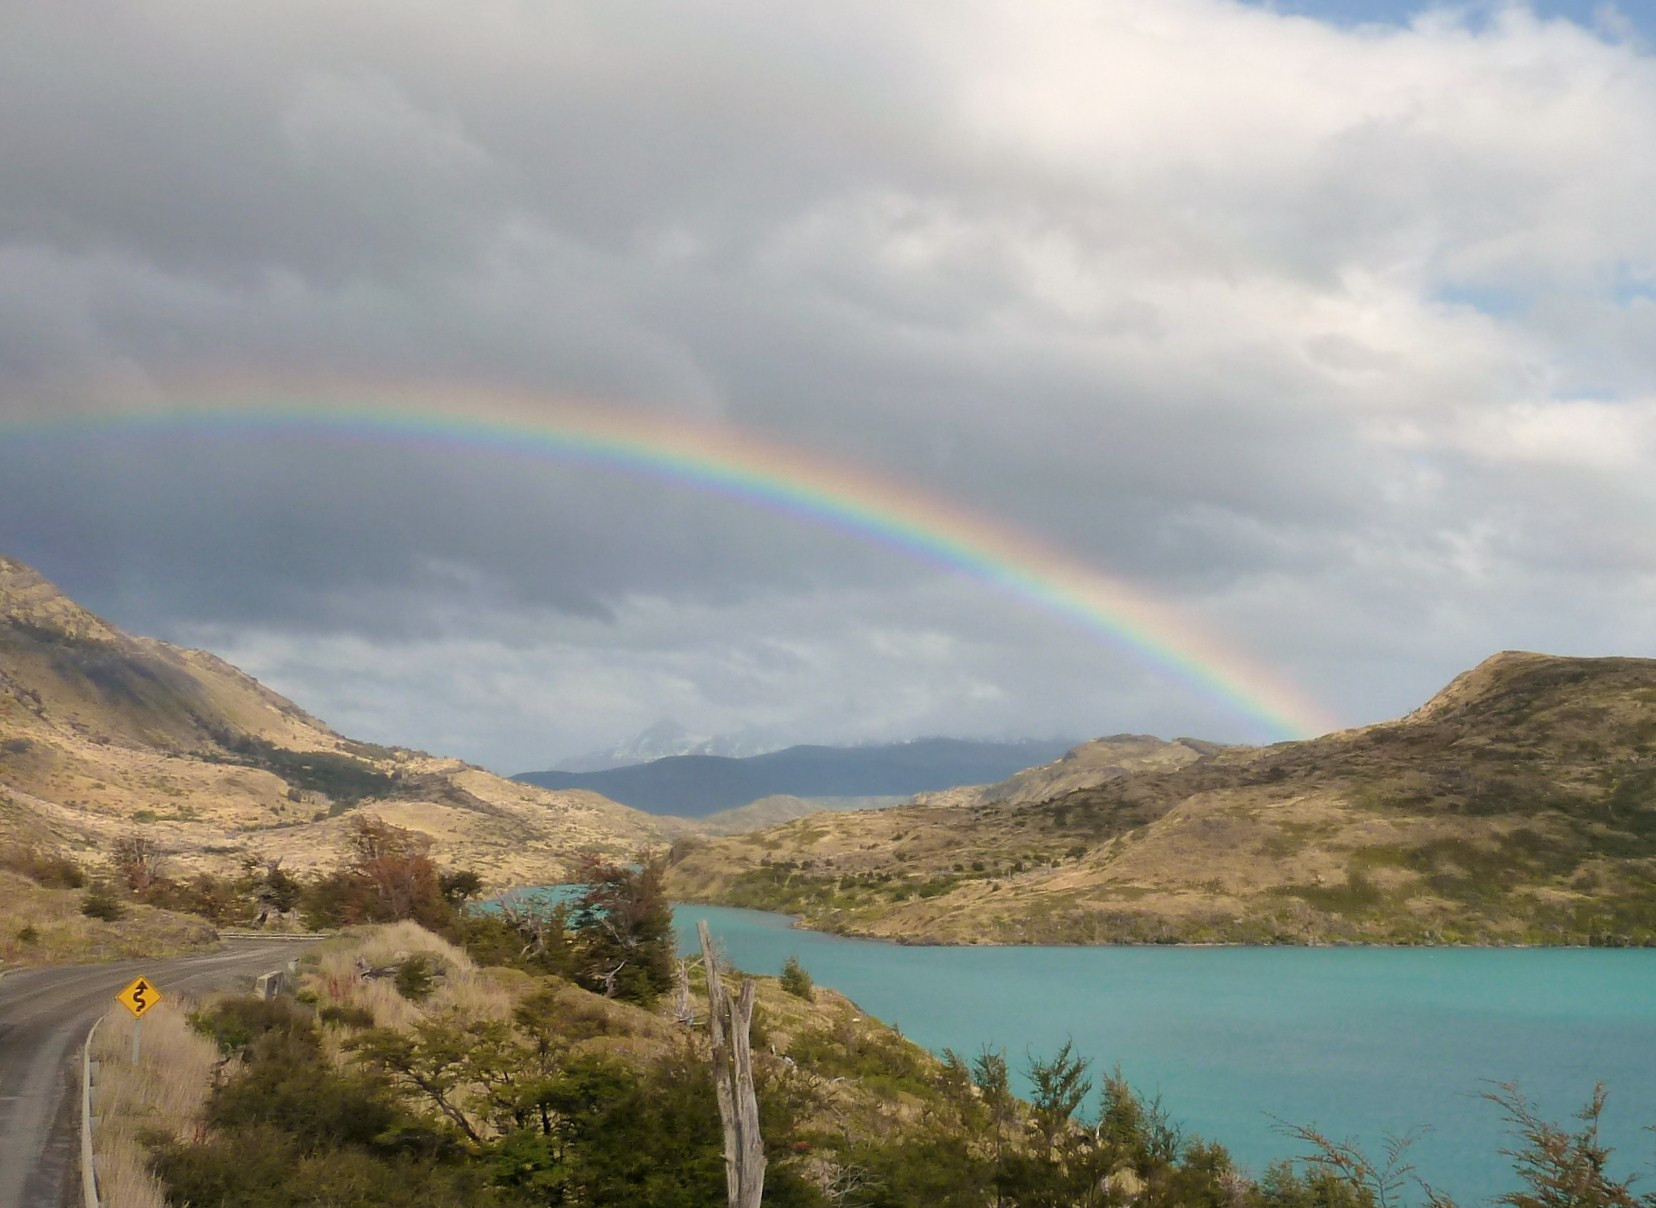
[191,995,317,1059]
[16,923,38,944]
[318,1004,377,1029]
[210,1056,398,1151]
[81,883,124,921]
[208,734,393,807]
[394,954,436,1002]
[779,954,814,1000]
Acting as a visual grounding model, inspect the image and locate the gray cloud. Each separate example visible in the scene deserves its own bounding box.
[3,0,1654,770]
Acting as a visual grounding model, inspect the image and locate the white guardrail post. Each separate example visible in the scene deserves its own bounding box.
[82,1016,102,1208]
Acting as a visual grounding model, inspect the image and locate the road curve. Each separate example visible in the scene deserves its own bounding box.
[0,940,312,1208]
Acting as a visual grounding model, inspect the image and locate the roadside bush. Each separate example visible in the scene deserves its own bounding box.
[318,1004,377,1029]
[190,995,317,1060]
[150,1124,490,1208]
[297,816,454,931]
[1,842,86,888]
[394,954,436,1002]
[81,882,124,921]
[155,991,489,1207]
[447,907,576,978]
[210,1053,399,1152]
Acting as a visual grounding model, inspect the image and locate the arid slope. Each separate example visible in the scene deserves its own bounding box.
[668,652,1656,945]
[906,734,1221,809]
[0,554,664,886]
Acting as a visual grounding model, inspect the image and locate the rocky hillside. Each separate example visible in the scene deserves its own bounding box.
[0,553,335,753]
[0,554,664,886]
[667,652,1656,946]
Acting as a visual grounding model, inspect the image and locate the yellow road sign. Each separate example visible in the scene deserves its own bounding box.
[115,976,162,1018]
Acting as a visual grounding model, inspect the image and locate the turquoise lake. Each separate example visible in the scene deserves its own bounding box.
[672,903,1656,1205]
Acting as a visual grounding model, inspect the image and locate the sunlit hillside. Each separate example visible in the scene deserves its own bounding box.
[0,553,664,887]
[668,652,1656,946]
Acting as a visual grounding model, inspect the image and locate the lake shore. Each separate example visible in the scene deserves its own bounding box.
[667,886,1656,948]
[675,900,1656,1207]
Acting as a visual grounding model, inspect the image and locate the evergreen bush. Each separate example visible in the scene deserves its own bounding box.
[81,882,124,920]
[779,954,814,1000]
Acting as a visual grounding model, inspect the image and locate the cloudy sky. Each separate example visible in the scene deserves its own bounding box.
[3,0,1653,774]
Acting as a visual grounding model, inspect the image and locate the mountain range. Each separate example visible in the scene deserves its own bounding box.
[513,737,1080,817]
[0,550,1080,884]
[549,719,784,773]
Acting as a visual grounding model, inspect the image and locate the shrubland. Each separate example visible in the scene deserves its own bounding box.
[127,919,1304,1208]
[90,1000,222,1208]
[90,838,1656,1207]
[0,844,218,965]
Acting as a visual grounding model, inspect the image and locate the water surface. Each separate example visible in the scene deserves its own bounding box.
[675,903,1656,1204]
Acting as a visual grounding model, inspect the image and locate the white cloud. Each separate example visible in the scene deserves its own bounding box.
[1461,398,1656,471]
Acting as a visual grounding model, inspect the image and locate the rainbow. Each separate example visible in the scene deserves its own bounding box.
[5,388,1338,739]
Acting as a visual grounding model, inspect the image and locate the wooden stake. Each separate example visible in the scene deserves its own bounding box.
[698,920,766,1208]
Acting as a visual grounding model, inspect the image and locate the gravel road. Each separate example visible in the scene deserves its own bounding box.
[0,940,312,1208]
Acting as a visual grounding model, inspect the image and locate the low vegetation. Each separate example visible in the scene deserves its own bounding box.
[0,848,217,966]
[53,815,1656,1208]
[106,924,1656,1208]
[204,730,394,812]
[90,1000,222,1208]
[779,954,813,1000]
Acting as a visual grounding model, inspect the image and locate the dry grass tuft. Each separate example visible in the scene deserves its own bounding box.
[437,968,517,1022]
[90,1000,224,1208]
[355,919,476,972]
[308,921,512,1028]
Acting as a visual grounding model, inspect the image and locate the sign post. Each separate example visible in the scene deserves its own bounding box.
[115,976,163,1064]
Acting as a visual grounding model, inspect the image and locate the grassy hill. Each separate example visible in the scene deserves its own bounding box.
[0,553,665,888]
[666,652,1656,946]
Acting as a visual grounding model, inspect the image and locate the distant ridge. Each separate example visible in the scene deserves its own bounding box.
[906,733,1225,810]
[552,719,780,773]
[514,737,1079,817]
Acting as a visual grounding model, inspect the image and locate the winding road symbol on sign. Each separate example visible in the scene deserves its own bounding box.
[115,976,162,1019]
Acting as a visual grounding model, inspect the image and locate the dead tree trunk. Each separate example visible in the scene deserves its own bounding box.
[674,956,696,1026]
[699,920,766,1208]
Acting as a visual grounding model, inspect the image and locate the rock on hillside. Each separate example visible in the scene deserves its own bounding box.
[667,652,1656,946]
[0,553,663,885]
